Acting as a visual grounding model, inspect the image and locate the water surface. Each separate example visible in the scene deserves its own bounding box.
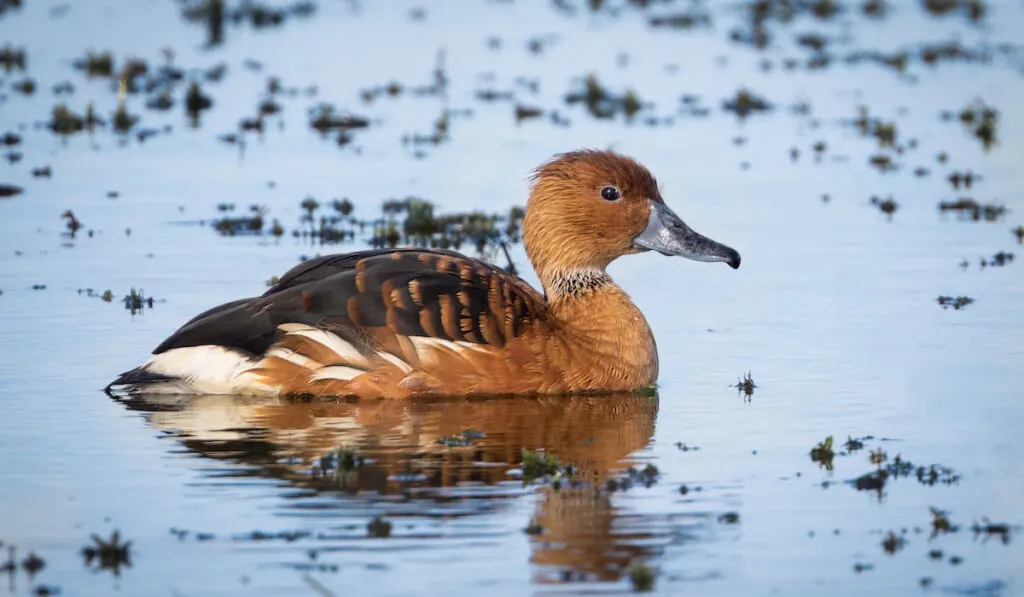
[1,1,1022,595]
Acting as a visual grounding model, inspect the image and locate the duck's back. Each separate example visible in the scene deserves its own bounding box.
[108,249,556,398]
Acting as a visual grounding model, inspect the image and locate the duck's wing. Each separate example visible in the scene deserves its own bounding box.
[112,249,549,396]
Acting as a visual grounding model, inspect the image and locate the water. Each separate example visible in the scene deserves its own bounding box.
[1,1,1022,595]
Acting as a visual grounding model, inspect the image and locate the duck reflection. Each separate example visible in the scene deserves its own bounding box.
[116,392,660,583]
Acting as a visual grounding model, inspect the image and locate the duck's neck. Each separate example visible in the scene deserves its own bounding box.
[543,269,659,390]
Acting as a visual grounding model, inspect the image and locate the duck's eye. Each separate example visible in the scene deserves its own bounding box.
[600,186,621,201]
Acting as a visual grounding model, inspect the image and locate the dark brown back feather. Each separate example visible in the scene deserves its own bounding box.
[154,249,547,356]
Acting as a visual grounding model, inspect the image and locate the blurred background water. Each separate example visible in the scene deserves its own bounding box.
[0,0,1022,595]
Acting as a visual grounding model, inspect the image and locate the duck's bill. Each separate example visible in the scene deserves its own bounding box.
[632,200,741,269]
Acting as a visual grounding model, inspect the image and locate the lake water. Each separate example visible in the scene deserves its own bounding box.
[1,1,1022,595]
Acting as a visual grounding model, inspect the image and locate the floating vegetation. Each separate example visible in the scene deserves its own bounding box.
[851,450,961,496]
[949,100,998,150]
[881,530,906,554]
[309,104,370,134]
[0,44,26,72]
[61,210,83,235]
[514,104,543,124]
[439,428,484,448]
[564,74,645,121]
[606,463,661,492]
[524,519,544,535]
[868,153,898,172]
[311,445,364,487]
[985,251,1014,267]
[367,515,392,538]
[733,371,756,400]
[970,518,1012,545]
[930,507,958,537]
[49,104,85,136]
[937,295,974,310]
[947,170,979,190]
[180,0,316,46]
[722,88,773,119]
[185,81,213,125]
[718,511,740,524]
[923,0,986,22]
[213,204,266,235]
[21,552,44,575]
[0,184,23,198]
[810,436,836,471]
[938,198,1007,222]
[123,288,155,314]
[73,51,114,77]
[627,562,656,592]
[648,7,712,30]
[78,288,115,303]
[870,195,898,217]
[519,448,576,487]
[81,531,132,576]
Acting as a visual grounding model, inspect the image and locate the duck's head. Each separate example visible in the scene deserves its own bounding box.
[524,149,741,290]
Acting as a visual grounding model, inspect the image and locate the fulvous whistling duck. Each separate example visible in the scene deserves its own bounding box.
[107,150,740,399]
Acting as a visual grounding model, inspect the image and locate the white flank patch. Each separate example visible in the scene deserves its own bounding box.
[144,346,268,395]
[277,324,371,369]
[408,336,469,369]
[265,347,323,370]
[455,341,492,354]
[410,336,462,356]
[376,351,414,373]
[310,365,365,381]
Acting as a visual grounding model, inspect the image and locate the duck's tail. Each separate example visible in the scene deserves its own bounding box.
[104,346,274,397]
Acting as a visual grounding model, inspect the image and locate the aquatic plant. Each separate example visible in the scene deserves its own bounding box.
[367,515,392,538]
[49,104,85,136]
[185,81,213,125]
[73,51,114,77]
[565,74,646,121]
[881,530,905,554]
[936,295,973,310]
[870,195,898,217]
[970,518,1012,545]
[81,531,132,576]
[627,562,656,592]
[524,520,543,535]
[123,288,155,314]
[930,507,958,537]
[810,436,836,471]
[722,88,773,119]
[439,428,484,448]
[938,198,1006,222]
[519,448,576,487]
[733,371,756,400]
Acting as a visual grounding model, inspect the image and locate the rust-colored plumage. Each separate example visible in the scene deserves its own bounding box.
[108,149,741,398]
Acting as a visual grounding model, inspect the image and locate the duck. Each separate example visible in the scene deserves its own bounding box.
[106,149,740,399]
